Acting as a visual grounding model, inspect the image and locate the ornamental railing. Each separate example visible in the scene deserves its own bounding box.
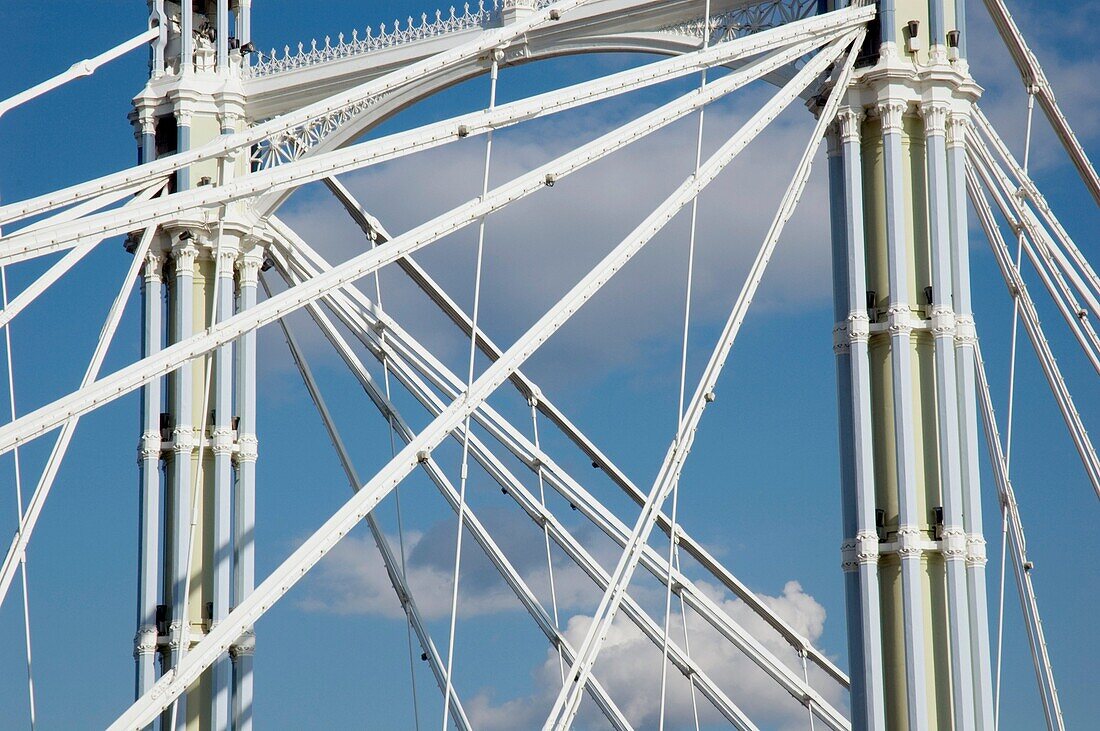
[247,0,817,80]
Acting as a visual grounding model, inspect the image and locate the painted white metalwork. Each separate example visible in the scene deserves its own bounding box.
[4,1,1098,728]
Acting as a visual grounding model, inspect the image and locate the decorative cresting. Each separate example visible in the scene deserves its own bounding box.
[662,0,817,43]
[248,1,499,79]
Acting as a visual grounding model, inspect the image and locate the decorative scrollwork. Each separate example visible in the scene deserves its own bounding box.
[660,0,818,44]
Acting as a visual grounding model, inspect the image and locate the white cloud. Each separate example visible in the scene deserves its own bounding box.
[277,81,836,393]
[468,580,841,731]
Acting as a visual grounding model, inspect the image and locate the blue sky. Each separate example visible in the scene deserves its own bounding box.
[0,1,1098,729]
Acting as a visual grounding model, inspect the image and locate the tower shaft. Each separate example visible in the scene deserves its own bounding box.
[830,1,995,728]
[133,3,259,730]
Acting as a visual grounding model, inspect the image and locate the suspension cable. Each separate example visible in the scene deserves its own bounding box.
[2,266,36,731]
[530,398,566,684]
[371,224,423,730]
[996,90,1034,727]
[660,2,711,727]
[442,50,501,731]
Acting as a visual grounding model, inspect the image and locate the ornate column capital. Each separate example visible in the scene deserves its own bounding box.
[143,250,165,284]
[236,251,263,287]
[215,245,240,277]
[922,101,950,137]
[133,625,159,658]
[876,101,908,135]
[174,108,193,127]
[966,535,988,567]
[955,314,977,345]
[171,240,199,273]
[947,113,971,149]
[837,107,863,144]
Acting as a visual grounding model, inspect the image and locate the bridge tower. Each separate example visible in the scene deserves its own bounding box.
[830,1,995,729]
[131,2,260,730]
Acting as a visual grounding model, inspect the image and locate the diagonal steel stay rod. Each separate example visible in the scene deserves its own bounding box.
[0,50,783,457]
[971,107,1100,303]
[967,141,1100,374]
[0,0,598,227]
[320,181,850,687]
[268,245,771,731]
[260,275,476,731]
[972,340,1065,731]
[0,225,157,610]
[268,270,632,731]
[965,162,1100,501]
[270,228,849,729]
[0,180,167,332]
[968,128,1100,322]
[544,33,864,729]
[0,5,872,236]
[980,0,1100,208]
[0,27,159,118]
[104,26,807,723]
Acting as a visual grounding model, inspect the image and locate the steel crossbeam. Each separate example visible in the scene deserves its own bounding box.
[316,181,849,694]
[0,16,855,266]
[270,268,631,731]
[543,33,863,729]
[0,28,159,118]
[268,228,849,730]
[0,181,166,332]
[0,220,159,610]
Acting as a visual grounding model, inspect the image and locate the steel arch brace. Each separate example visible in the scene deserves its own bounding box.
[0,3,873,234]
[0,17,853,266]
[0,50,781,456]
[0,0,598,227]
[322,177,850,687]
[268,223,851,725]
[543,31,864,729]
